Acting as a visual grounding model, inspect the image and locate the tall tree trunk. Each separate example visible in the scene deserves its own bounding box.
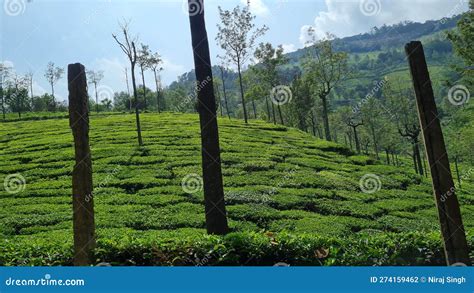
[67,63,96,266]
[188,0,228,235]
[15,84,21,118]
[220,67,231,119]
[391,152,396,166]
[264,96,271,122]
[29,76,34,110]
[385,149,390,164]
[215,83,223,117]
[422,151,428,178]
[130,47,144,146]
[153,69,161,113]
[271,96,277,124]
[94,82,99,113]
[310,111,317,136]
[0,88,5,121]
[412,147,419,174]
[51,83,56,112]
[237,61,248,124]
[317,126,323,139]
[414,141,424,176]
[125,68,132,112]
[321,95,331,141]
[353,126,360,153]
[277,104,284,125]
[140,66,147,110]
[371,126,379,159]
[251,97,257,119]
[454,156,461,189]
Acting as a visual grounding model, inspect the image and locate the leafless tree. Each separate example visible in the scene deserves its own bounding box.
[112,20,143,146]
[148,51,163,113]
[86,70,104,113]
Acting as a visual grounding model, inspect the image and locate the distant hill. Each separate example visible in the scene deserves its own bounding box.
[287,15,460,60]
[166,15,462,116]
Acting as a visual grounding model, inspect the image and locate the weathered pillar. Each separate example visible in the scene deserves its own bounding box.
[405,41,470,266]
[68,63,96,265]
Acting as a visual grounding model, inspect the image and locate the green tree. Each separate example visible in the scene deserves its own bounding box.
[447,1,474,85]
[303,31,350,141]
[360,97,384,159]
[148,51,163,113]
[253,43,287,124]
[44,62,64,112]
[0,63,11,120]
[5,74,29,118]
[216,4,268,124]
[384,78,424,175]
[138,44,152,110]
[289,74,314,132]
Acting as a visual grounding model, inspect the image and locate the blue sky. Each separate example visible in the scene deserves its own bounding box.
[1,0,468,102]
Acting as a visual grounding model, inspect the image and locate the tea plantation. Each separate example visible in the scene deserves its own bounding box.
[1,113,473,266]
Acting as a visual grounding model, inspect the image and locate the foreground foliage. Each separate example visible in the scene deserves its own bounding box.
[0,113,473,265]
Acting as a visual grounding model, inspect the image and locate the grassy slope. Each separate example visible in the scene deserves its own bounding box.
[0,113,473,265]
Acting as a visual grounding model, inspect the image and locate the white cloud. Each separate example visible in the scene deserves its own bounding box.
[299,0,469,45]
[281,43,297,54]
[161,57,185,75]
[31,81,48,97]
[92,57,127,98]
[241,0,270,17]
[1,60,15,69]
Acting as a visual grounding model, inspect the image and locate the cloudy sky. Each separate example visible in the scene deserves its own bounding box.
[1,0,469,102]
